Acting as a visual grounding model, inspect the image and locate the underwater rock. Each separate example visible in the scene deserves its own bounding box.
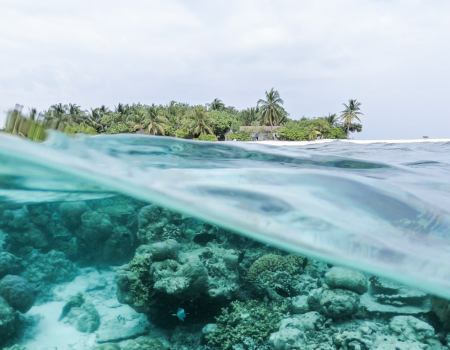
[360,293,431,317]
[324,267,368,295]
[95,303,150,343]
[150,239,180,261]
[199,246,240,300]
[92,344,121,350]
[97,225,135,264]
[67,301,100,333]
[59,292,85,321]
[389,316,434,342]
[308,287,360,319]
[80,211,113,243]
[0,252,22,278]
[202,323,217,337]
[2,208,48,253]
[269,312,325,350]
[292,295,310,314]
[0,296,18,345]
[151,255,207,299]
[430,296,450,330]
[115,253,154,314]
[370,277,427,306]
[59,201,88,228]
[137,205,184,244]
[0,275,35,313]
[123,336,165,350]
[193,223,218,245]
[21,249,78,286]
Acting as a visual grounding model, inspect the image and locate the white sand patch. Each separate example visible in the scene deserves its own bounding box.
[248,138,450,146]
[18,268,151,350]
[19,302,97,350]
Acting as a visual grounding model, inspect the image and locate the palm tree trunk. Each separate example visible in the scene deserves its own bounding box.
[346,124,350,140]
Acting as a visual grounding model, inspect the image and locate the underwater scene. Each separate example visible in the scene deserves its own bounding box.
[1,133,450,350]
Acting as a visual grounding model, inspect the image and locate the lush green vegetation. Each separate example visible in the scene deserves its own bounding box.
[2,91,363,142]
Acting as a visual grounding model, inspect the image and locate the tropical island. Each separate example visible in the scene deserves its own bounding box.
[2,88,363,142]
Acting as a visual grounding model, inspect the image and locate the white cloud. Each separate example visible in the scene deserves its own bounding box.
[1,0,449,139]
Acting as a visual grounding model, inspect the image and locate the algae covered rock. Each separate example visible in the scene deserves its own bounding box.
[150,239,180,261]
[0,275,35,313]
[0,252,22,279]
[67,301,100,333]
[59,201,88,228]
[0,296,18,345]
[324,267,368,294]
[21,249,77,286]
[308,287,359,319]
[92,344,121,350]
[151,256,207,299]
[123,336,165,350]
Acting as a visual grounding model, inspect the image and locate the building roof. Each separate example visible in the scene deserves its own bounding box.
[239,126,281,132]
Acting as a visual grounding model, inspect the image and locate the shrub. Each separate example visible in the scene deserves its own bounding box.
[198,134,217,141]
[226,132,251,141]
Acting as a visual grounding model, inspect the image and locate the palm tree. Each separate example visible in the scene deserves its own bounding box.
[145,105,168,135]
[45,103,71,131]
[324,113,338,127]
[257,88,286,130]
[188,106,215,136]
[86,108,105,131]
[127,108,148,132]
[339,100,363,139]
[207,98,225,111]
[240,107,260,125]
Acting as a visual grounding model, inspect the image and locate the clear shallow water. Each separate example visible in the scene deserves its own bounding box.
[1,132,450,299]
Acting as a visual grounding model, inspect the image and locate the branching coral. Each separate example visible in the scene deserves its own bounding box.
[206,300,291,350]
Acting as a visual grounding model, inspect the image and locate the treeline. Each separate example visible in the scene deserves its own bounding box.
[2,89,363,142]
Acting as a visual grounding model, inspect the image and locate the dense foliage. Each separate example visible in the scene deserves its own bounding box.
[2,94,363,142]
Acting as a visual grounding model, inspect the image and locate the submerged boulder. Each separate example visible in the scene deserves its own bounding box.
[308,287,360,319]
[59,201,88,228]
[0,275,35,313]
[325,267,368,294]
[67,302,100,333]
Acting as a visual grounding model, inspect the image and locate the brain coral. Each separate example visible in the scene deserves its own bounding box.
[0,275,35,313]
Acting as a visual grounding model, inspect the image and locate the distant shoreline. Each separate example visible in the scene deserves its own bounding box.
[247,138,450,146]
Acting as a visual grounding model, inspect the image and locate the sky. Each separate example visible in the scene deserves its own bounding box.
[1,0,449,139]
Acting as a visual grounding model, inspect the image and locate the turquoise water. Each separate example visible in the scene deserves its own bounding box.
[1,132,450,349]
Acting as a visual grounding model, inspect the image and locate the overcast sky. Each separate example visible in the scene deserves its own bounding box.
[1,0,449,139]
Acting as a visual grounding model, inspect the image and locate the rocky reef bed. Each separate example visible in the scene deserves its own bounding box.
[1,196,450,350]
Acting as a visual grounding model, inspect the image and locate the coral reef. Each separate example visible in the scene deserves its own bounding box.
[0,296,18,347]
[206,299,291,350]
[247,254,306,300]
[123,336,165,350]
[0,275,35,313]
[2,196,450,350]
[0,252,22,279]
